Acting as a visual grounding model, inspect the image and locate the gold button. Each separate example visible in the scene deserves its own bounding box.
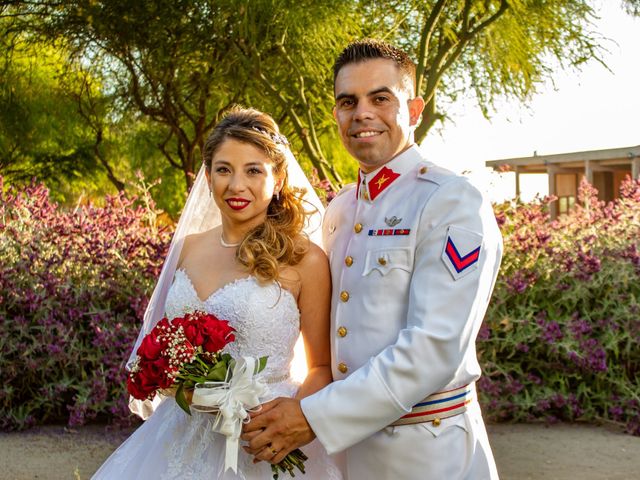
[337,362,348,374]
[337,326,348,337]
[377,257,387,266]
[344,256,353,267]
[419,166,428,174]
[432,418,441,427]
[354,223,363,233]
[362,191,369,201]
[340,290,350,302]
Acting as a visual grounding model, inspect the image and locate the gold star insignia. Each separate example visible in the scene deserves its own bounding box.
[375,174,389,189]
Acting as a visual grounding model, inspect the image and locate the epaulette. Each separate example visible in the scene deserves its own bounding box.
[416,162,457,186]
[333,182,356,199]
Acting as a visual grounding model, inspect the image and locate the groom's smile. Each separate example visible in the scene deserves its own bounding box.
[333,58,424,173]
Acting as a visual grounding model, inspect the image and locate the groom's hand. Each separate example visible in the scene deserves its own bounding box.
[241,397,316,464]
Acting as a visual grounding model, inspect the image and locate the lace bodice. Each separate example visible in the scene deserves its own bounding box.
[164,269,300,383]
[93,269,343,480]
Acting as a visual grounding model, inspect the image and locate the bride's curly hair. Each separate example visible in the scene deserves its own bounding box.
[202,107,311,282]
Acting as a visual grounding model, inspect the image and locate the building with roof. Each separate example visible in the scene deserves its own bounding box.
[486,145,640,218]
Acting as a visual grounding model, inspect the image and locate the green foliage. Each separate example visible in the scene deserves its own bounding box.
[209,0,361,188]
[0,28,172,207]
[0,0,630,197]
[1,0,360,191]
[623,0,640,16]
[480,179,640,434]
[0,35,102,192]
[372,0,608,140]
[116,120,188,216]
[318,130,359,185]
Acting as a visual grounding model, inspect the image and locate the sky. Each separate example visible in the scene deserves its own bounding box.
[420,2,640,202]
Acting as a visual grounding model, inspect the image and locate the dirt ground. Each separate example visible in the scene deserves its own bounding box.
[0,422,638,480]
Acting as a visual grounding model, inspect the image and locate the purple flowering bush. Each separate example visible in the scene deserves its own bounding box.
[0,176,171,430]
[2,173,638,435]
[480,178,640,435]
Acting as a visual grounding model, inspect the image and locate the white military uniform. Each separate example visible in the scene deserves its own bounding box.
[301,145,502,479]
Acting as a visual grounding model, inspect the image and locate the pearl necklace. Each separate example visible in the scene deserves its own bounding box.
[220,234,241,248]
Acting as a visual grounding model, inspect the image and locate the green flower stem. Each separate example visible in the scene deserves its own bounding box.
[194,356,210,370]
[270,449,307,479]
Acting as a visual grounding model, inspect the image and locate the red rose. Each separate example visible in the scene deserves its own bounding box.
[171,316,187,329]
[127,370,157,400]
[168,315,204,347]
[137,330,165,360]
[154,317,172,332]
[145,357,174,388]
[139,370,160,395]
[182,321,205,347]
[200,316,235,353]
[126,374,144,399]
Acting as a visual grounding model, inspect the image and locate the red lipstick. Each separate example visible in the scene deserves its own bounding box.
[226,198,250,210]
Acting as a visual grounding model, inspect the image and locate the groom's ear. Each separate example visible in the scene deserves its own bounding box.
[408,96,425,126]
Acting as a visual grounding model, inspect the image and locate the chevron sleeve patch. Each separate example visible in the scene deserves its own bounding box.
[441,225,483,280]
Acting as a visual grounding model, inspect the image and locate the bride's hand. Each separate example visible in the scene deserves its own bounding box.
[241,397,315,464]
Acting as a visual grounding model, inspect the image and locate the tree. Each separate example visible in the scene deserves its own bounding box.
[0,30,117,196]
[230,0,358,190]
[1,1,247,188]
[0,0,357,190]
[0,24,187,208]
[237,0,631,176]
[357,0,615,143]
[622,0,640,16]
[1,0,636,193]
[59,65,125,191]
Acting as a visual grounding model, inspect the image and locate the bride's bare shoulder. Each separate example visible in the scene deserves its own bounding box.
[296,240,328,274]
[178,227,220,266]
[278,240,327,296]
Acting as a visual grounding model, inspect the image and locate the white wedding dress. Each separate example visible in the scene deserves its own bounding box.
[93,269,343,480]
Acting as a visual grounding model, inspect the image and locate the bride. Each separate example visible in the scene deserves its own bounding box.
[92,107,343,479]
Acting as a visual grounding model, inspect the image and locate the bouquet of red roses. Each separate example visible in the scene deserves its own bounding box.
[127,311,238,413]
[127,310,307,478]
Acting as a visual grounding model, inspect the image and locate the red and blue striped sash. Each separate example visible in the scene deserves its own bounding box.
[391,383,473,426]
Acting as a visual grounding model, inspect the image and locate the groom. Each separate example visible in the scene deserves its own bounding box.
[243,39,502,479]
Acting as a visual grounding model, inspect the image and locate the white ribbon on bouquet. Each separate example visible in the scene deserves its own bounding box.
[191,357,268,473]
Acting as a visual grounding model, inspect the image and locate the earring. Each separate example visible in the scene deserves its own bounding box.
[275,190,280,201]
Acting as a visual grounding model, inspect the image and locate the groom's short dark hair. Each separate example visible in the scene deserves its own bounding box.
[333,39,417,95]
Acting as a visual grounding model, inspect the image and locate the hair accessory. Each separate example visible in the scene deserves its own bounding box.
[252,126,289,147]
